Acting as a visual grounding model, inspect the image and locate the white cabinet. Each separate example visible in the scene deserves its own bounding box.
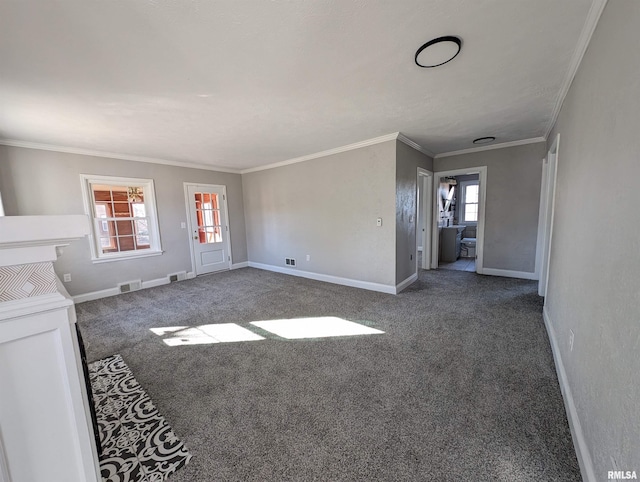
[0,215,100,482]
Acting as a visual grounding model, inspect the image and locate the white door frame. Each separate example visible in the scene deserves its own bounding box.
[183,182,233,275]
[431,166,487,273]
[417,168,433,270]
[537,134,560,297]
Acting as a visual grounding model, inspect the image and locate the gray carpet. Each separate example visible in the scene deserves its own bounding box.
[76,267,580,481]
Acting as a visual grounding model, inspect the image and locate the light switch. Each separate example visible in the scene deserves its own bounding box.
[376,218,382,227]
[181,222,186,229]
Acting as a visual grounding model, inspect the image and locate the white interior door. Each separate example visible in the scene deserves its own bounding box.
[186,184,231,275]
[417,168,433,270]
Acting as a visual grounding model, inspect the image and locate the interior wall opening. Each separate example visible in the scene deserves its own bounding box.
[431,167,487,274]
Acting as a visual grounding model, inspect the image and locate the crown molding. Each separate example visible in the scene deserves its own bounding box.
[396,133,435,158]
[544,0,608,138]
[240,133,401,174]
[434,137,546,159]
[0,139,241,174]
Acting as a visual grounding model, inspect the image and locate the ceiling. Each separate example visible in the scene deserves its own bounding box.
[0,1,598,171]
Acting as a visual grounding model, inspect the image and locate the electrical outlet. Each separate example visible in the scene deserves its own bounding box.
[63,273,71,282]
[376,217,382,227]
[306,254,310,261]
[569,329,574,352]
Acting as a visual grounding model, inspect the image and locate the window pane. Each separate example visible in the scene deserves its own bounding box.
[118,236,136,251]
[132,203,146,218]
[113,202,131,217]
[204,209,214,226]
[134,221,150,248]
[95,204,108,219]
[465,205,478,221]
[112,189,128,202]
[135,219,149,237]
[197,226,222,244]
[116,220,134,236]
[466,185,479,203]
[93,190,112,202]
[135,237,150,248]
[213,210,221,226]
[97,219,114,237]
[100,237,116,250]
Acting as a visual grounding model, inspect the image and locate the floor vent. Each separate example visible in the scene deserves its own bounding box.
[118,280,142,293]
[168,271,187,283]
[285,258,296,267]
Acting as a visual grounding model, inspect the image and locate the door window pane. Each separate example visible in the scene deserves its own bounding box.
[194,191,223,244]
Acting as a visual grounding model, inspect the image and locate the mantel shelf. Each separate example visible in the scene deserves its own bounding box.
[0,215,90,266]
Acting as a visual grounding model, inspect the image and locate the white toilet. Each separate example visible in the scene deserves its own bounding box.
[461,237,476,258]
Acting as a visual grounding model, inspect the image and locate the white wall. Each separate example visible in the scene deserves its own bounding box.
[0,145,248,295]
[545,1,640,478]
[242,141,397,288]
[434,142,545,274]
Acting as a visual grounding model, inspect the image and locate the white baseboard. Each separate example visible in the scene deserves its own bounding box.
[231,261,249,270]
[142,278,167,289]
[395,272,418,294]
[73,287,120,304]
[186,271,196,279]
[543,306,595,482]
[73,273,189,303]
[481,267,538,280]
[247,261,396,294]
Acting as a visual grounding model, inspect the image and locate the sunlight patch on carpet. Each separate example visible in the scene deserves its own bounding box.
[151,323,265,346]
[250,316,384,339]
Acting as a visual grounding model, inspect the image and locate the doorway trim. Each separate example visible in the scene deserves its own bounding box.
[417,168,433,270]
[431,166,487,273]
[183,182,233,276]
[537,134,560,297]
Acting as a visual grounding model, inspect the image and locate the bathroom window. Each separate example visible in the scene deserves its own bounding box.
[80,175,162,262]
[460,181,479,223]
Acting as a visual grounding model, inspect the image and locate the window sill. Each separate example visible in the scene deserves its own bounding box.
[91,250,164,264]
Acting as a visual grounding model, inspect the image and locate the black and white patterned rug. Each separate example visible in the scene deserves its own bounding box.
[89,354,192,482]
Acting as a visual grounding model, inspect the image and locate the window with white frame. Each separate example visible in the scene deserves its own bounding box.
[81,175,162,261]
[460,181,479,223]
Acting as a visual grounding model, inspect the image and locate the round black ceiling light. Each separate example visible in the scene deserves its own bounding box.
[472,136,496,145]
[415,36,462,68]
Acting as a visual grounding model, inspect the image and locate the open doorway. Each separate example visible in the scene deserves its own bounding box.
[431,167,487,274]
[536,134,560,296]
[416,168,433,271]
